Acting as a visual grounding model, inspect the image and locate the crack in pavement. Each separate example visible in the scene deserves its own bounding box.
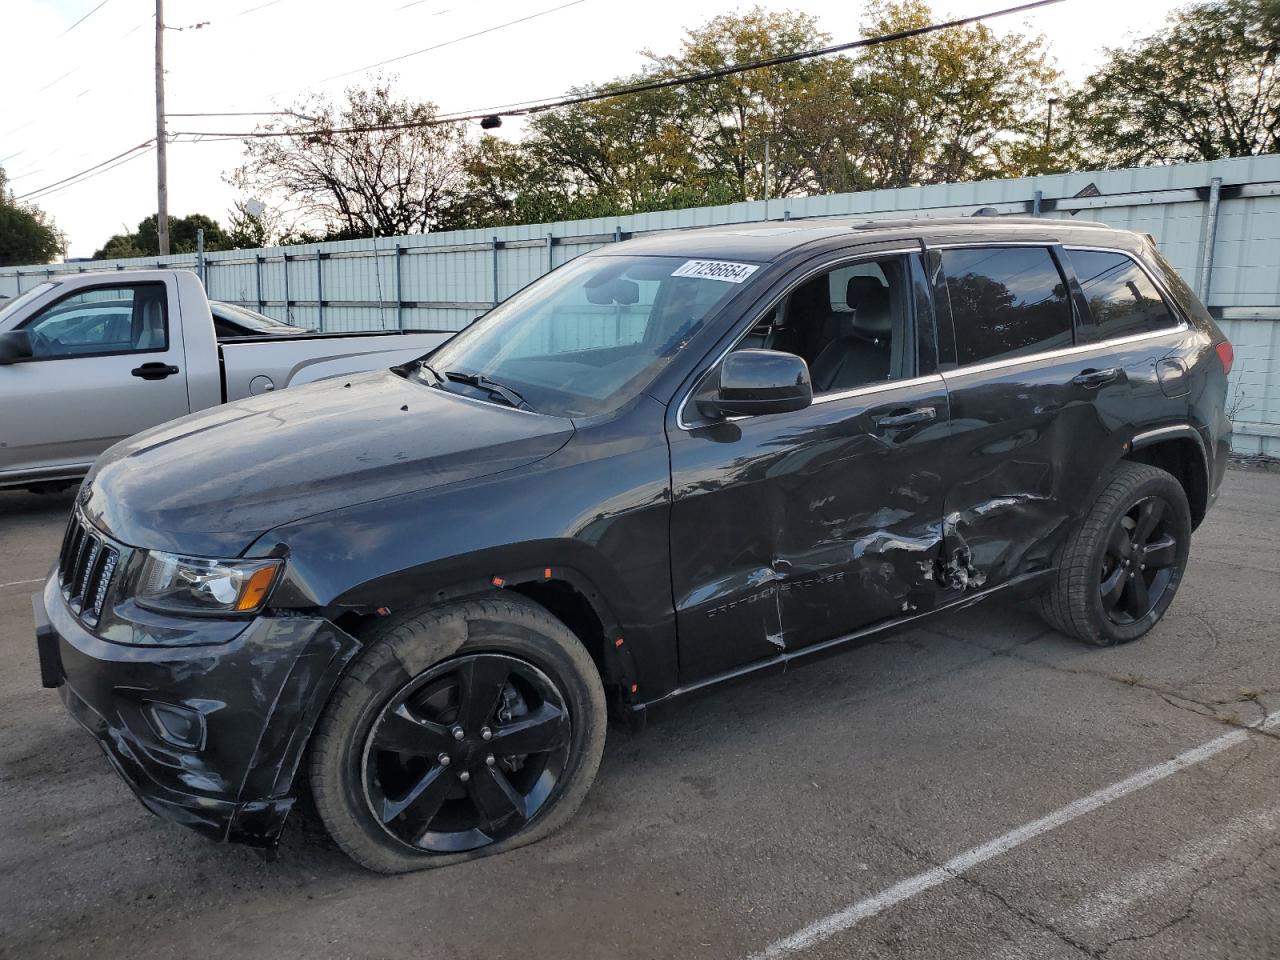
[880,794,1280,960]
[884,833,1101,958]
[1187,555,1280,578]
[941,629,1280,744]
[1095,834,1280,956]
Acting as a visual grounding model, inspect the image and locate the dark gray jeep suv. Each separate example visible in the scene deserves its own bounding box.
[35,217,1233,872]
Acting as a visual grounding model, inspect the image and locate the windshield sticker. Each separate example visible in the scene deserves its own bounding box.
[671,259,759,283]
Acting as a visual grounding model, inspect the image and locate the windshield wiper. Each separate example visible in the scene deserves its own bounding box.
[443,370,531,410]
[415,360,445,385]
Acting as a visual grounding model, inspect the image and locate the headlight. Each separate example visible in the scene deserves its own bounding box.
[135,552,282,616]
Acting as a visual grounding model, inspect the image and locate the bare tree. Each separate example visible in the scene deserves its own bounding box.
[230,83,470,239]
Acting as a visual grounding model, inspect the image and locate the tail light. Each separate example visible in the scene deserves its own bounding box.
[1215,341,1234,375]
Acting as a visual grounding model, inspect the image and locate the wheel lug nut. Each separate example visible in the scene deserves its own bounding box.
[458,771,471,783]
[481,727,492,741]
[485,754,495,766]
[437,753,451,766]
[452,726,465,741]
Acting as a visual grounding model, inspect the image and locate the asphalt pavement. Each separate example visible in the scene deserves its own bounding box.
[2,469,1278,960]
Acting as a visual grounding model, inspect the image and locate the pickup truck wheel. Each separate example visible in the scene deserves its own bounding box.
[308,595,606,873]
[1039,461,1191,647]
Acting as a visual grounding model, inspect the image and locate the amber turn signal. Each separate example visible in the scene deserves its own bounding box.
[236,564,281,612]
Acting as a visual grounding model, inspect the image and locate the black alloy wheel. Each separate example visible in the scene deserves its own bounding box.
[363,653,572,853]
[310,596,606,873]
[1098,496,1180,625]
[1039,461,1192,647]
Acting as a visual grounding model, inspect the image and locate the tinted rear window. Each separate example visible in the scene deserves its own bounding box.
[1068,249,1178,338]
[941,247,1073,366]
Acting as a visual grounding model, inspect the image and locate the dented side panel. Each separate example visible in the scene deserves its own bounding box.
[774,380,952,646]
[938,342,1131,591]
[668,377,952,684]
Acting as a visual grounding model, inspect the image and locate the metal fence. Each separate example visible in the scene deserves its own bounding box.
[4,154,1279,456]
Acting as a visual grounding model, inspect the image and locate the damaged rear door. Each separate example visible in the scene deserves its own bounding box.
[667,244,951,685]
[930,242,1129,592]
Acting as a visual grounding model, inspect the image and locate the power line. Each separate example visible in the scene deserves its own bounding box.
[320,0,590,82]
[235,0,287,15]
[20,146,156,204]
[167,110,316,118]
[174,0,1067,140]
[21,146,156,204]
[15,140,155,202]
[21,146,157,204]
[61,0,113,36]
[35,69,77,95]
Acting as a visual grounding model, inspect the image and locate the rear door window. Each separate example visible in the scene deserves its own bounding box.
[941,247,1073,366]
[1066,249,1178,338]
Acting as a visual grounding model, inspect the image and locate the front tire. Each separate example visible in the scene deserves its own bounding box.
[309,595,606,873]
[1040,461,1191,646]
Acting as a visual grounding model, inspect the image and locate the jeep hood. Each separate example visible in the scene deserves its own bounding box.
[82,371,574,556]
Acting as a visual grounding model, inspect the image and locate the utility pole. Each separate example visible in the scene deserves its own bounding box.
[155,0,170,256]
[762,137,771,217]
[1045,96,1059,148]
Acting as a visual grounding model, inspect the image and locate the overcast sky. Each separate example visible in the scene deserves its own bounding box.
[2,0,1184,257]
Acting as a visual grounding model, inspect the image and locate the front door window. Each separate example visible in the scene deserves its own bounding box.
[20,284,170,359]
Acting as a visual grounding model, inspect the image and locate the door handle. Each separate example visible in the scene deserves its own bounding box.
[874,406,937,430]
[1072,366,1122,389]
[131,362,180,381]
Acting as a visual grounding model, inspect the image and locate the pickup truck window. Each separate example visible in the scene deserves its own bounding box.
[0,281,57,323]
[1066,249,1179,338]
[941,246,1074,366]
[211,301,309,338]
[20,283,169,358]
[422,254,751,417]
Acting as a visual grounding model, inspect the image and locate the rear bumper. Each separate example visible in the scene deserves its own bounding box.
[35,577,359,848]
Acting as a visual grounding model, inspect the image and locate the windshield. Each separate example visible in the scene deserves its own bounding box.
[420,255,755,417]
[212,301,308,335]
[0,282,58,325]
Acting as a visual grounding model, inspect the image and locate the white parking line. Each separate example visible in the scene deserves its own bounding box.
[986,803,1280,959]
[0,578,44,590]
[754,711,1280,959]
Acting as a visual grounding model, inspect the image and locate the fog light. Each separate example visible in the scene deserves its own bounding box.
[146,702,205,750]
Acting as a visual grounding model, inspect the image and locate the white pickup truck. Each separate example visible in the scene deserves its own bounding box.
[0,269,451,490]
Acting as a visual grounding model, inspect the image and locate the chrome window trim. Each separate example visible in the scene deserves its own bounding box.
[674,247,922,431]
[928,240,1068,249]
[939,321,1191,380]
[941,340,1112,380]
[811,373,945,406]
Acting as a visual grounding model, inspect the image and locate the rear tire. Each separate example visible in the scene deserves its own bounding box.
[1040,461,1191,646]
[309,595,606,873]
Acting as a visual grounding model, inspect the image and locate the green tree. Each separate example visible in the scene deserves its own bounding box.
[645,7,858,200]
[225,200,275,249]
[92,213,229,259]
[1067,0,1280,165]
[461,3,1066,227]
[853,0,1063,187]
[0,168,63,267]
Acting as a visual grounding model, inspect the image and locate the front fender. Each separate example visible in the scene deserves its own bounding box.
[248,398,679,700]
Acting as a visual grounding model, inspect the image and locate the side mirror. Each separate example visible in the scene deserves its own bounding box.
[0,330,33,365]
[697,348,813,419]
